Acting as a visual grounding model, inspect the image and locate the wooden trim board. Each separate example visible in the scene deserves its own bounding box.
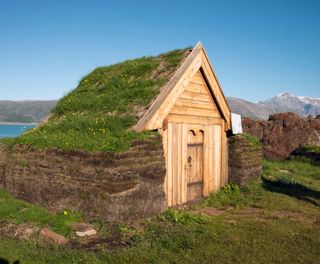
[134,42,231,132]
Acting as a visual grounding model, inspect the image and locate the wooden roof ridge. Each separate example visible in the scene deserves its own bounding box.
[134,41,231,131]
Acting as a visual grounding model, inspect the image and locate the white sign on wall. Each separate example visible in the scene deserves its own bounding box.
[231,113,243,134]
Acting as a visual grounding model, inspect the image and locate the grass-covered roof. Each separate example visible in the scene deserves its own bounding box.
[15,48,191,152]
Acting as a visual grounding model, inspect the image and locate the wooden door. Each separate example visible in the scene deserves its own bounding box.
[187,130,204,201]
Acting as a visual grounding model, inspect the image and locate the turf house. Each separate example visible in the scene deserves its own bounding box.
[0,42,233,222]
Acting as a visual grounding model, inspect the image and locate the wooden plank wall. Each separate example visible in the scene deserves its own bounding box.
[164,123,188,206]
[220,123,228,187]
[163,123,224,206]
[213,125,222,191]
[169,71,221,119]
[162,70,227,206]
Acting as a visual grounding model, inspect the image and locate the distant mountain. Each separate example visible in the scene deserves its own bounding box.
[1,92,319,123]
[0,100,57,123]
[258,92,320,117]
[227,93,320,120]
[227,97,272,120]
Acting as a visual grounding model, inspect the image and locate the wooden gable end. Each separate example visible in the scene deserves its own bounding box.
[134,42,231,132]
[168,70,221,118]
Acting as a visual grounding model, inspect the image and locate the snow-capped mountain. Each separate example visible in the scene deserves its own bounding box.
[258,92,320,117]
[227,92,320,120]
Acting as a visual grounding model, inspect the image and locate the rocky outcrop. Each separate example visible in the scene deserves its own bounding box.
[242,112,320,160]
[228,135,262,185]
[0,134,166,223]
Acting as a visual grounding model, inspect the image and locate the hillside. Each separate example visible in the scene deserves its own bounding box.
[2,93,318,123]
[0,100,57,123]
[13,48,190,152]
[227,93,320,120]
[227,97,272,120]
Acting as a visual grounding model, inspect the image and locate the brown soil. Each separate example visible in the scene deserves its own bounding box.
[273,210,304,219]
[70,229,126,251]
[201,207,233,216]
[0,221,38,240]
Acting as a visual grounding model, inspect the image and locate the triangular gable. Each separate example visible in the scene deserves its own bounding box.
[134,42,231,131]
[169,70,221,118]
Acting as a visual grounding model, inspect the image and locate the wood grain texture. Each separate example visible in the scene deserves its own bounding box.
[166,114,223,125]
[167,122,173,206]
[186,130,204,201]
[168,70,221,119]
[135,42,231,132]
[162,128,168,199]
[207,125,214,195]
[134,42,203,131]
[154,44,231,206]
[200,51,231,129]
[181,123,188,203]
[179,90,213,102]
[213,125,222,191]
[169,106,220,118]
[220,123,228,187]
[177,123,182,204]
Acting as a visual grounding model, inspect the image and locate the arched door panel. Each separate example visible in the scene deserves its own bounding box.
[187,130,204,201]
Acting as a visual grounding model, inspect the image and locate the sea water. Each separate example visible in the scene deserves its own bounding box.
[0,124,37,138]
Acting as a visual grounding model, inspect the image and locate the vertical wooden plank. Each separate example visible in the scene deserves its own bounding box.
[213,125,221,191]
[172,123,178,206]
[177,123,181,205]
[207,125,214,194]
[224,132,228,185]
[181,123,187,203]
[202,125,210,196]
[167,123,173,206]
[162,128,168,197]
[220,122,228,187]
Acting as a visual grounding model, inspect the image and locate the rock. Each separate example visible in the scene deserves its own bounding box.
[73,222,97,238]
[72,222,94,232]
[279,169,290,174]
[243,112,320,160]
[75,229,97,238]
[39,228,68,245]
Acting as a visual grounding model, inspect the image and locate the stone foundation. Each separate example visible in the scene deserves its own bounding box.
[228,135,262,186]
[0,134,166,223]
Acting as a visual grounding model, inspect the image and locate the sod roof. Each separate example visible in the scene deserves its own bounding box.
[15,47,191,152]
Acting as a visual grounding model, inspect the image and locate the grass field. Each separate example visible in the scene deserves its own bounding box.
[0,158,319,263]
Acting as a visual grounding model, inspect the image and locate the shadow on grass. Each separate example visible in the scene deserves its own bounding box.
[0,258,20,264]
[262,177,320,206]
[291,148,320,167]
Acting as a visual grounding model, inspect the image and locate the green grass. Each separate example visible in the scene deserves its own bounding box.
[0,158,319,263]
[0,189,81,236]
[12,48,189,153]
[242,132,261,147]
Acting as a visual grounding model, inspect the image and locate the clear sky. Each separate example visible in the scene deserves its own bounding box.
[0,0,319,102]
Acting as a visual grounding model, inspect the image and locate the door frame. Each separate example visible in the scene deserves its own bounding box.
[163,118,223,206]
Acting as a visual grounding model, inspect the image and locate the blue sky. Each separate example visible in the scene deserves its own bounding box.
[0,0,319,102]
